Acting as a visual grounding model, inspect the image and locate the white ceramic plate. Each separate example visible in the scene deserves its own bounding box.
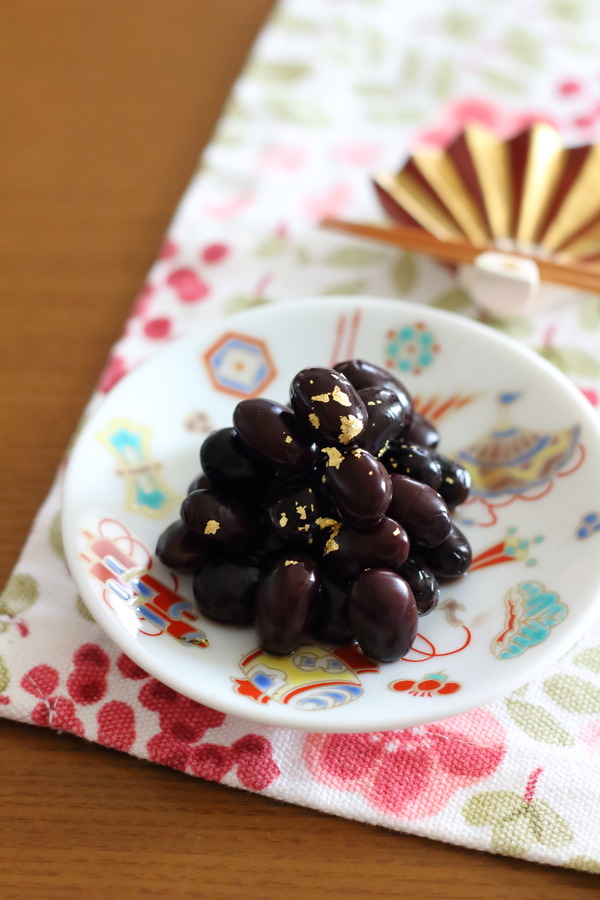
[62,297,600,732]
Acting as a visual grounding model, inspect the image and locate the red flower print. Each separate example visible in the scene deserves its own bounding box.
[98,354,129,393]
[201,243,229,264]
[67,643,110,705]
[166,268,210,302]
[143,317,172,340]
[21,664,85,737]
[159,238,178,260]
[558,79,582,97]
[303,709,506,820]
[116,653,149,680]
[97,701,136,752]
[137,676,280,789]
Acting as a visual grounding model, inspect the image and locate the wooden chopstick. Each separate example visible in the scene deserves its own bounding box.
[321,216,600,295]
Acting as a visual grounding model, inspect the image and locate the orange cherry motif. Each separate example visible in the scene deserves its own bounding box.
[390,672,461,697]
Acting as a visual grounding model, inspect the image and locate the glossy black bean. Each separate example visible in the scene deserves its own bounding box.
[233,398,313,469]
[318,445,392,528]
[420,524,472,581]
[309,575,354,645]
[334,359,413,422]
[381,442,442,489]
[348,568,418,662]
[180,489,255,548]
[357,386,408,457]
[398,555,440,616]
[388,474,452,548]
[320,515,410,582]
[255,554,321,655]
[401,410,440,449]
[290,367,367,447]
[192,554,262,624]
[187,472,211,494]
[266,482,322,545]
[155,520,207,571]
[199,427,271,493]
[436,453,471,508]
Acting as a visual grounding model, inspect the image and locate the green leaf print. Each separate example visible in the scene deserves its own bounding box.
[463,791,573,856]
[325,246,389,267]
[480,68,525,95]
[265,97,329,126]
[567,856,600,874]
[225,295,271,315]
[49,511,65,560]
[479,311,534,339]
[548,0,584,24]
[254,234,289,258]
[574,646,600,674]
[271,10,317,34]
[579,294,600,330]
[504,28,544,67]
[321,279,369,296]
[504,699,574,745]
[399,49,421,86]
[536,345,600,378]
[76,594,96,622]
[543,674,600,714]
[440,9,481,40]
[250,61,311,82]
[432,59,457,99]
[390,253,417,294]
[430,287,472,312]
[0,656,9,693]
[0,573,39,618]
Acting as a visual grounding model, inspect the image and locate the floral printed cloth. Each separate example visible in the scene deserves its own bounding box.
[3,0,600,873]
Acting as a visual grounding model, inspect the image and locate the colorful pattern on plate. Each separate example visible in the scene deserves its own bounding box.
[458,393,580,499]
[203,330,276,398]
[389,671,462,697]
[470,527,544,571]
[232,642,378,709]
[576,511,600,540]
[95,418,179,518]
[385,321,440,374]
[492,580,567,660]
[80,519,208,648]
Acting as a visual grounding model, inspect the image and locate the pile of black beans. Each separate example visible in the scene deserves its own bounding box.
[155,360,472,663]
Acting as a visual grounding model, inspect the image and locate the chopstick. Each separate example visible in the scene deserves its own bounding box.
[321,216,600,295]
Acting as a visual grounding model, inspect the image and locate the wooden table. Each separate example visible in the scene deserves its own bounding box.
[0,3,598,896]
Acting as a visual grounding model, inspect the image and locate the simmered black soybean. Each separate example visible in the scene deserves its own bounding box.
[319,445,392,528]
[388,474,452,548]
[349,568,418,662]
[255,554,320,655]
[290,367,367,447]
[233,398,313,469]
[192,554,262,624]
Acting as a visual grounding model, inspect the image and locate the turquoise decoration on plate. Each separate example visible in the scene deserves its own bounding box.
[385,322,439,375]
[492,581,567,660]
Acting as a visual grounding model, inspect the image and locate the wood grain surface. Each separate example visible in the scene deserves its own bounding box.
[0,3,598,897]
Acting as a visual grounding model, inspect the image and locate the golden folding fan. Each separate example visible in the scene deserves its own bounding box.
[323,123,600,315]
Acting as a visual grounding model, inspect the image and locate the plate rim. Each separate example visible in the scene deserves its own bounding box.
[61,295,600,732]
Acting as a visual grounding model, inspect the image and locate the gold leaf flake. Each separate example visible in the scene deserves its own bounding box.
[321,446,344,468]
[331,385,351,406]
[204,520,220,535]
[308,413,320,428]
[338,415,363,444]
[284,559,299,566]
[311,392,330,403]
[284,435,293,443]
[279,512,288,527]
